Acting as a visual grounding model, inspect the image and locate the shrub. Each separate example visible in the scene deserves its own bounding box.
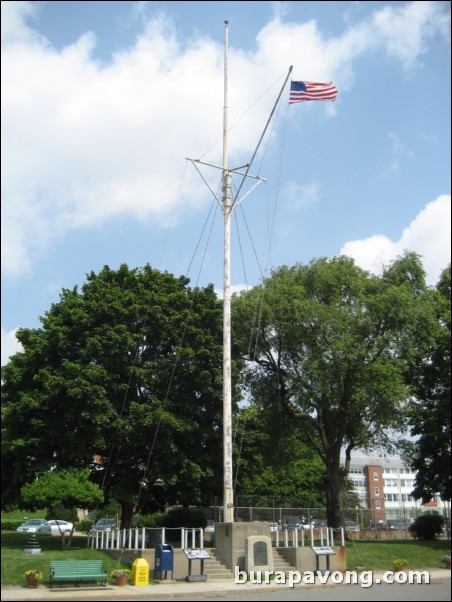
[1,521,22,531]
[161,508,207,529]
[76,519,93,532]
[409,514,444,540]
[132,514,165,528]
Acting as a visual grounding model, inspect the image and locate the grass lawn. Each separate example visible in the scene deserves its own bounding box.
[1,532,131,587]
[346,539,451,571]
[2,531,450,587]
[1,509,47,521]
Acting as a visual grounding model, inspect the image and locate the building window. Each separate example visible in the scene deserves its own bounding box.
[373,471,379,481]
[376,500,381,509]
[384,479,398,487]
[374,487,379,496]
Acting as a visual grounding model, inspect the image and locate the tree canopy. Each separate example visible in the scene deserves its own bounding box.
[233,404,326,509]
[2,264,237,527]
[232,253,437,527]
[20,468,103,548]
[407,265,451,503]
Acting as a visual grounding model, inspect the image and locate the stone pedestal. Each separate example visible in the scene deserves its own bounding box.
[215,522,270,571]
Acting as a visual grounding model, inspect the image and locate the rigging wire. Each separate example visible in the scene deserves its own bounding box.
[133,195,221,513]
[95,66,292,529]
[199,69,291,162]
[251,87,291,362]
[97,167,219,508]
[98,162,190,495]
[229,82,292,490]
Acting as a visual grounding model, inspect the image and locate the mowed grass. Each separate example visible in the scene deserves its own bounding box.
[2,530,450,586]
[1,509,47,521]
[346,539,451,571]
[1,532,131,586]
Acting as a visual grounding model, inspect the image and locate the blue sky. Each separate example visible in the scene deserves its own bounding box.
[2,1,451,364]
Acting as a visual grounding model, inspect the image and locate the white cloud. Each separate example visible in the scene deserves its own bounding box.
[371,1,450,71]
[1,327,23,365]
[215,283,249,299]
[340,195,451,285]
[1,1,450,278]
[283,181,321,210]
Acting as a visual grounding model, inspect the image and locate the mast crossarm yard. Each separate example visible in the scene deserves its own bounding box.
[187,21,290,524]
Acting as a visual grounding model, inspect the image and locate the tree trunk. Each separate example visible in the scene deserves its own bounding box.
[323,463,343,528]
[120,501,134,529]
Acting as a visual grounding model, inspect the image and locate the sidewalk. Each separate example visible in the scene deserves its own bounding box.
[2,570,450,602]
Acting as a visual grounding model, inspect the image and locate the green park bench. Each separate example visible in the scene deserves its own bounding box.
[49,560,108,588]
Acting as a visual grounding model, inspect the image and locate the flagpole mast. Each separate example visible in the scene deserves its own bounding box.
[186,22,289,526]
[222,19,234,524]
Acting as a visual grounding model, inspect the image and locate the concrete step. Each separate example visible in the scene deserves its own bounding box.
[203,551,234,580]
[272,549,296,572]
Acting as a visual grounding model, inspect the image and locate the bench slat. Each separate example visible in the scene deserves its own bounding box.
[49,560,108,588]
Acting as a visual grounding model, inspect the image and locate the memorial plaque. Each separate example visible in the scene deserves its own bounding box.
[253,541,268,566]
[245,535,274,572]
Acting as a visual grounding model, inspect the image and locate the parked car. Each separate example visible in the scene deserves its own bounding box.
[369,519,385,530]
[91,518,116,532]
[16,519,49,533]
[283,516,302,530]
[387,519,410,530]
[312,519,328,529]
[301,519,316,531]
[344,520,360,533]
[46,520,74,534]
[269,522,280,532]
[205,520,215,533]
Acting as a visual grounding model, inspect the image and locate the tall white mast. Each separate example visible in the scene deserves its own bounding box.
[186,23,289,526]
[222,20,234,524]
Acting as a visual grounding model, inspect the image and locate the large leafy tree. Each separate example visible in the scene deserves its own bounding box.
[408,265,451,503]
[232,253,436,527]
[233,404,326,509]
[2,264,234,527]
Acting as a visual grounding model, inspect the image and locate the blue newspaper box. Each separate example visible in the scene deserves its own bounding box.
[155,543,174,580]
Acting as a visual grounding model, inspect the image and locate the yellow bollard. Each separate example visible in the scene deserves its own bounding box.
[131,558,149,586]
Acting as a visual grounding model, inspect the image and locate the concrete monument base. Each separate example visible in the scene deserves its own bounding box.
[215,522,270,571]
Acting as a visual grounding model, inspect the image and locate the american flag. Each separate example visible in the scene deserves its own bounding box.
[289,81,337,104]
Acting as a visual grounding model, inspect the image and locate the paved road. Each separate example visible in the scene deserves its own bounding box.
[2,571,450,602]
[151,581,451,601]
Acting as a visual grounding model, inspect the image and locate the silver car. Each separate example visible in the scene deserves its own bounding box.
[345,520,360,533]
[91,518,116,532]
[16,519,50,533]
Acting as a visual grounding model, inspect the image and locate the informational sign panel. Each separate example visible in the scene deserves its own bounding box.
[311,546,336,573]
[311,546,336,556]
[183,549,211,560]
[183,548,210,582]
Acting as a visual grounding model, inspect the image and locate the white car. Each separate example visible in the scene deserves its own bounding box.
[269,522,280,532]
[16,519,50,533]
[46,520,74,534]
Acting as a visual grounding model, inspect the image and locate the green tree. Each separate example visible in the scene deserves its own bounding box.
[233,404,326,508]
[232,253,436,528]
[2,264,234,527]
[20,468,103,548]
[407,265,451,503]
